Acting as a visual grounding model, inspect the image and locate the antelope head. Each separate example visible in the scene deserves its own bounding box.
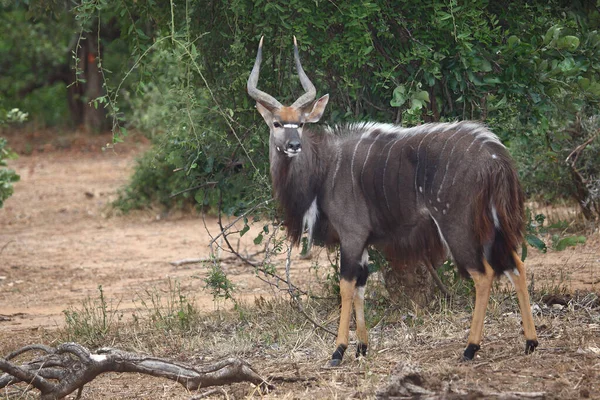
[247,37,329,158]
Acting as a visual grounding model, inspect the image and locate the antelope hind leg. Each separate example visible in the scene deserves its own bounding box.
[507,251,539,354]
[464,259,494,360]
[354,285,368,358]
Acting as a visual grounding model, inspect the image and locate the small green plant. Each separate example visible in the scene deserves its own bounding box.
[203,261,235,303]
[437,259,475,298]
[552,234,587,251]
[62,285,123,346]
[522,209,548,261]
[137,279,199,333]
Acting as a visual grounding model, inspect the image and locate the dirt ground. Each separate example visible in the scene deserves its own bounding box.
[1,130,600,399]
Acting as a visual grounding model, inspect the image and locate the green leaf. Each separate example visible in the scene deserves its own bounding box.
[480,59,492,72]
[390,85,408,108]
[240,224,250,237]
[410,98,424,111]
[526,234,547,253]
[253,232,263,245]
[507,35,520,47]
[543,25,561,46]
[578,77,590,90]
[412,90,430,102]
[556,35,580,51]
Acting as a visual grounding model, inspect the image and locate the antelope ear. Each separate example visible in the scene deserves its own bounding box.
[255,102,274,125]
[304,94,329,123]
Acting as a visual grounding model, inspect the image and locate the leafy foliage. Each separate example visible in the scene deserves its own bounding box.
[0,108,25,208]
[5,1,600,222]
[83,0,598,218]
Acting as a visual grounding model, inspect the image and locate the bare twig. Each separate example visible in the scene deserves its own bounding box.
[214,190,308,296]
[170,251,264,267]
[565,131,599,167]
[424,261,451,298]
[170,182,217,198]
[285,244,337,338]
[0,240,15,256]
[208,198,271,247]
[565,130,600,221]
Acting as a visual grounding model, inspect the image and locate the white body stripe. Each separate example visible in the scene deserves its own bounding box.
[430,212,451,258]
[350,137,365,191]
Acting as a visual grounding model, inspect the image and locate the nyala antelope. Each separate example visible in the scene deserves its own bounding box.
[247,37,538,366]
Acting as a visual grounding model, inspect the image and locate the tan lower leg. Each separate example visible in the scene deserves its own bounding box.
[467,260,494,346]
[509,252,538,343]
[336,279,356,348]
[353,286,368,347]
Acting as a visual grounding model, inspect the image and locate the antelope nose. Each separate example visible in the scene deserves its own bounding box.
[286,139,302,152]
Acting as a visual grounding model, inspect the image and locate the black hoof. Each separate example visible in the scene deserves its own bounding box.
[356,343,368,358]
[463,343,480,361]
[525,339,539,354]
[330,344,347,367]
[328,358,342,367]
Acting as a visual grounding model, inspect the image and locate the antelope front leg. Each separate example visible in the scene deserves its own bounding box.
[330,245,369,367]
[508,251,539,354]
[354,249,370,358]
[330,278,356,366]
[464,259,494,360]
[354,285,368,358]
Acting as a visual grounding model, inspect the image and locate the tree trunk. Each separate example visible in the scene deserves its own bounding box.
[68,30,107,133]
[381,260,435,308]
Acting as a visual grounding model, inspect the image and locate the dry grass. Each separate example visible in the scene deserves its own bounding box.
[3,276,598,399]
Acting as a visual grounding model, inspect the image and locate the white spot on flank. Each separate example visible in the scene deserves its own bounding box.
[419,186,423,193]
[492,154,498,159]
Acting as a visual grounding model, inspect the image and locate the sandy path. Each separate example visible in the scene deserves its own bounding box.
[1,133,599,335]
[0,139,288,333]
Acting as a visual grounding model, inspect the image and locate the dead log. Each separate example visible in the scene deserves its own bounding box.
[0,342,272,399]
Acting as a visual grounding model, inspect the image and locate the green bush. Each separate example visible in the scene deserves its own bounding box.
[0,108,24,208]
[69,1,598,217]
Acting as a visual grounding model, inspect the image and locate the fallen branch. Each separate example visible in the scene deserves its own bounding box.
[170,250,264,267]
[0,342,272,399]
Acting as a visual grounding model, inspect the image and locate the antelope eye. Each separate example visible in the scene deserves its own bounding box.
[273,121,282,128]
